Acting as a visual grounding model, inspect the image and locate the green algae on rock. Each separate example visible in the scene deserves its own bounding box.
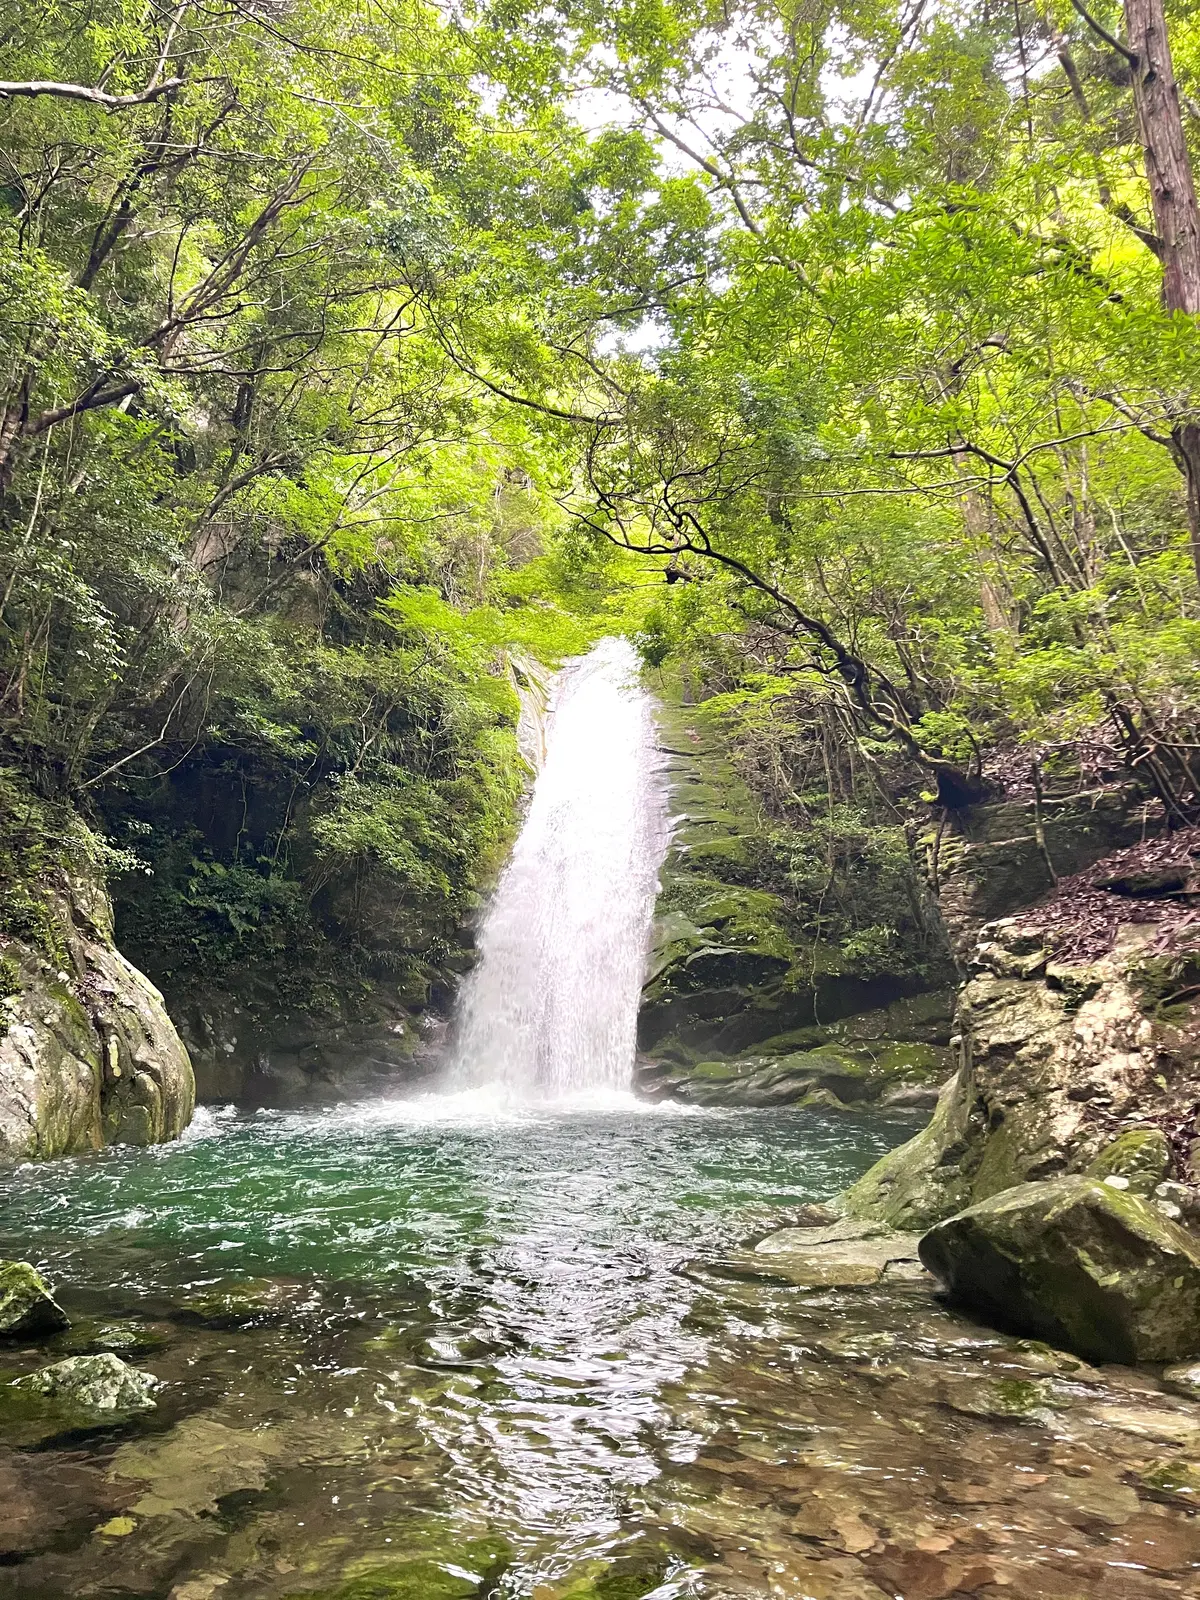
[636,1039,948,1108]
[14,1351,158,1411]
[918,1175,1200,1364]
[1087,1128,1173,1195]
[0,1260,69,1337]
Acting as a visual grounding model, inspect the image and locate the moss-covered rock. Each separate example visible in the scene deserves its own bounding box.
[639,698,953,1075]
[0,1260,69,1337]
[840,1075,976,1229]
[171,1276,294,1328]
[1087,1129,1172,1195]
[918,1176,1200,1363]
[13,1351,158,1411]
[635,1039,949,1109]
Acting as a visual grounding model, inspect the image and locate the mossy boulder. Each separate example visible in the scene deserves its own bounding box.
[13,1351,158,1411]
[0,1260,69,1337]
[918,1176,1200,1364]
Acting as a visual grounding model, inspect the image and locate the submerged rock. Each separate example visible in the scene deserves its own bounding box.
[172,1276,296,1328]
[744,1219,925,1288]
[918,1176,1200,1364]
[0,1260,69,1337]
[14,1351,158,1411]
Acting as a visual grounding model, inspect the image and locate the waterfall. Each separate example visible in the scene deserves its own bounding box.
[450,637,669,1098]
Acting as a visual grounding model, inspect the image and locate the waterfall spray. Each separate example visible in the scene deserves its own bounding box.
[451,637,669,1098]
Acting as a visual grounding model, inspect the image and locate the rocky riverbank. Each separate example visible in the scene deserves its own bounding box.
[640,695,1200,1364]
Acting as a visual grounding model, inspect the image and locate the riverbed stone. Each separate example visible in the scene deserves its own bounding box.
[0,1260,69,1337]
[14,1351,158,1411]
[171,1276,295,1328]
[747,1220,925,1288]
[918,1176,1200,1364]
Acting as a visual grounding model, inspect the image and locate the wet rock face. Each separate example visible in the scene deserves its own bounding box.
[919,1176,1200,1364]
[635,1039,949,1109]
[843,919,1200,1230]
[0,874,194,1160]
[0,1262,69,1338]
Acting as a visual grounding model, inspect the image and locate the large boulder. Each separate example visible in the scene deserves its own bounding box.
[0,1261,69,1337]
[918,1176,1200,1364]
[0,871,194,1159]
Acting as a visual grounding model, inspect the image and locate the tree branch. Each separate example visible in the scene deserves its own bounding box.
[1068,0,1138,65]
[0,77,185,109]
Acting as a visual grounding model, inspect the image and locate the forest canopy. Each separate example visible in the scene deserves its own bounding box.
[2,0,1199,1007]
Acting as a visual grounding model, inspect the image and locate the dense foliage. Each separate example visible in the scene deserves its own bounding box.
[2,0,1199,1012]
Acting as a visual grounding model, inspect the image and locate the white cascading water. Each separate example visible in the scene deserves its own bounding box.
[450,637,669,1099]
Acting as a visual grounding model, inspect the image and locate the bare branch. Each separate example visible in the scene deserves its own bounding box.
[0,77,185,109]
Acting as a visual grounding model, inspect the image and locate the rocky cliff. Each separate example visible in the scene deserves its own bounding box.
[634,697,1167,1114]
[0,872,194,1160]
[843,918,1200,1229]
[634,702,956,1108]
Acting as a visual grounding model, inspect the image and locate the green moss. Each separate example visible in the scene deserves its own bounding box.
[919,1177,1200,1364]
[842,1078,972,1230]
[693,1060,739,1080]
[870,1042,945,1081]
[537,1554,671,1600]
[295,1566,479,1600]
[295,1539,512,1600]
[970,1120,1033,1202]
[1087,1129,1172,1194]
[1139,1459,1200,1501]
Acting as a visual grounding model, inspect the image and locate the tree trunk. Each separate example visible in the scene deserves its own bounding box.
[1124,0,1200,313]
[1123,0,1200,586]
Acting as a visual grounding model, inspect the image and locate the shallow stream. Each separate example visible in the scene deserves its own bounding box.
[2,1096,1199,1598]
